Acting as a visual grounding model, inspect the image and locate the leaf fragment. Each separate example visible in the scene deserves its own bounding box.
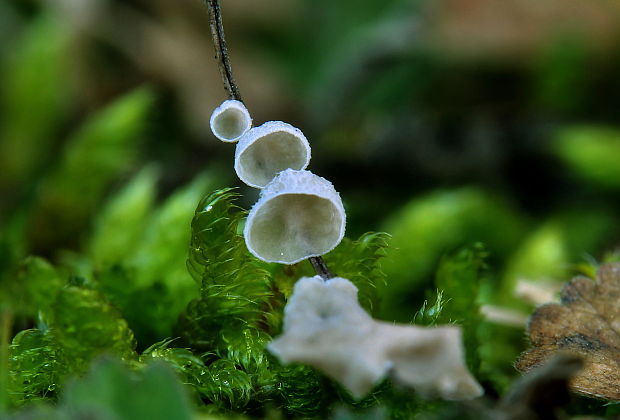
[517,263,620,400]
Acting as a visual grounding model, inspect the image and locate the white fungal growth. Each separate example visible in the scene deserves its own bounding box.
[234,121,311,188]
[244,169,345,264]
[209,99,252,143]
[268,276,484,400]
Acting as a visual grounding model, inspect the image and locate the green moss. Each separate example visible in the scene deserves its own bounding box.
[380,188,527,322]
[48,286,137,367]
[0,14,71,190]
[323,232,390,315]
[2,257,63,318]
[26,87,155,253]
[5,182,605,418]
[554,125,620,189]
[9,329,61,406]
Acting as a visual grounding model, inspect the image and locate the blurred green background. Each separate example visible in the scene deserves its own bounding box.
[3,0,620,418]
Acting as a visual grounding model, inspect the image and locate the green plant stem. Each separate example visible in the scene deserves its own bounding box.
[203,0,334,280]
[0,309,13,412]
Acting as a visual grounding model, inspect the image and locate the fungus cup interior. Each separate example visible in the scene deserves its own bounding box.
[247,193,343,263]
[213,107,250,141]
[238,131,308,187]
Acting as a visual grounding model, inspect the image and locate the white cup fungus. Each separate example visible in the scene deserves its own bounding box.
[244,169,345,264]
[210,99,252,143]
[268,276,484,400]
[234,121,311,188]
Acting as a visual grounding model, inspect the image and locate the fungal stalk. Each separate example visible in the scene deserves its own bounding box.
[205,0,241,102]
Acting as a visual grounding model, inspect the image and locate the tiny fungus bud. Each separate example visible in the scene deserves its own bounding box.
[210,99,252,143]
[244,169,345,264]
[234,121,311,188]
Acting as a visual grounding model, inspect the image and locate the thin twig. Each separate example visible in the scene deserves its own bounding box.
[204,0,333,280]
[309,256,334,280]
[205,0,242,102]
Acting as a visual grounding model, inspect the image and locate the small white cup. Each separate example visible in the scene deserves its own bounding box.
[209,99,252,143]
[244,169,345,264]
[234,121,311,188]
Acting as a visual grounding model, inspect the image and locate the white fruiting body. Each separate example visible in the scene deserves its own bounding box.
[268,276,484,400]
[210,99,252,143]
[244,169,345,264]
[234,121,311,188]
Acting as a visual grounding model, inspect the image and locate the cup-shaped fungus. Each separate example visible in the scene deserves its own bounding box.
[244,169,345,264]
[268,276,484,400]
[210,99,252,143]
[234,121,311,188]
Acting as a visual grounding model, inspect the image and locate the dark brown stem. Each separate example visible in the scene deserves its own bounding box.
[204,0,334,280]
[205,0,243,102]
[309,256,334,280]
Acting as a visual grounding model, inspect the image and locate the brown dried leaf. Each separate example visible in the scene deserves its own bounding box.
[517,263,620,400]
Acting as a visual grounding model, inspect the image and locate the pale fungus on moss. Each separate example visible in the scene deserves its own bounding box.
[268,276,484,400]
[234,121,311,188]
[244,169,345,264]
[209,99,252,143]
[205,5,483,406]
